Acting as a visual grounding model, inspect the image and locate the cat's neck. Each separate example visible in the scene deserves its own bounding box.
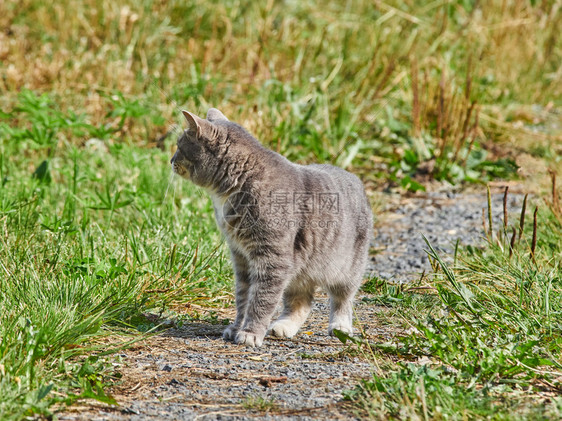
[209,142,291,199]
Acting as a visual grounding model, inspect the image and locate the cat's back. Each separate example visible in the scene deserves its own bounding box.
[299,163,369,206]
[304,163,364,186]
[285,162,372,284]
[291,162,372,238]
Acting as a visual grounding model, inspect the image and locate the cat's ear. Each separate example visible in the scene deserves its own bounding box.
[206,108,229,122]
[182,110,204,138]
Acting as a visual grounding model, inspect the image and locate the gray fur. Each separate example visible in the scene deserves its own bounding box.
[171,108,373,347]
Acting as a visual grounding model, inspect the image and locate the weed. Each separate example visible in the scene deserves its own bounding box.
[343,188,562,419]
[242,395,277,412]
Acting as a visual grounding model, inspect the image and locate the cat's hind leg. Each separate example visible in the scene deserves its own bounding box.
[269,281,315,339]
[326,281,359,336]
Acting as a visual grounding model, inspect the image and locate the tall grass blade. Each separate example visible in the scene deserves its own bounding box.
[503,186,509,230]
[519,193,528,240]
[487,185,493,240]
[531,206,538,263]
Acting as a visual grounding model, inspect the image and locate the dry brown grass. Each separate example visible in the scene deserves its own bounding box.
[1,1,560,186]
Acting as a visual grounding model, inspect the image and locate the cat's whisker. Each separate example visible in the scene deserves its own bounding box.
[163,169,176,202]
[170,123,183,135]
[148,80,183,114]
[195,187,205,199]
[171,172,180,204]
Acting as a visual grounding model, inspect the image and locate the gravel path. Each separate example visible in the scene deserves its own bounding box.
[61,187,525,420]
[369,187,524,281]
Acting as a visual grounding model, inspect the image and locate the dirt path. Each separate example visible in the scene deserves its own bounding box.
[62,295,391,420]
[60,188,525,420]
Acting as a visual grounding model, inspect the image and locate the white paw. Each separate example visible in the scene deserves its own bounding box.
[223,324,238,341]
[235,330,264,347]
[328,321,353,336]
[269,319,300,338]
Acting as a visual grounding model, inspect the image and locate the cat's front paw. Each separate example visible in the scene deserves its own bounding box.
[328,322,353,336]
[235,330,264,347]
[269,319,300,338]
[223,324,239,341]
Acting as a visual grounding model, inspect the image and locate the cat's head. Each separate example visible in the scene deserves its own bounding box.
[171,108,231,187]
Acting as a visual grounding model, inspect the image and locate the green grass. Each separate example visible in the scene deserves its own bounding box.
[1,0,561,418]
[241,395,278,413]
[0,91,231,419]
[342,197,562,419]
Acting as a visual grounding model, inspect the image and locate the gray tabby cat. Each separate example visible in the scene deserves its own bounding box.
[171,108,372,347]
